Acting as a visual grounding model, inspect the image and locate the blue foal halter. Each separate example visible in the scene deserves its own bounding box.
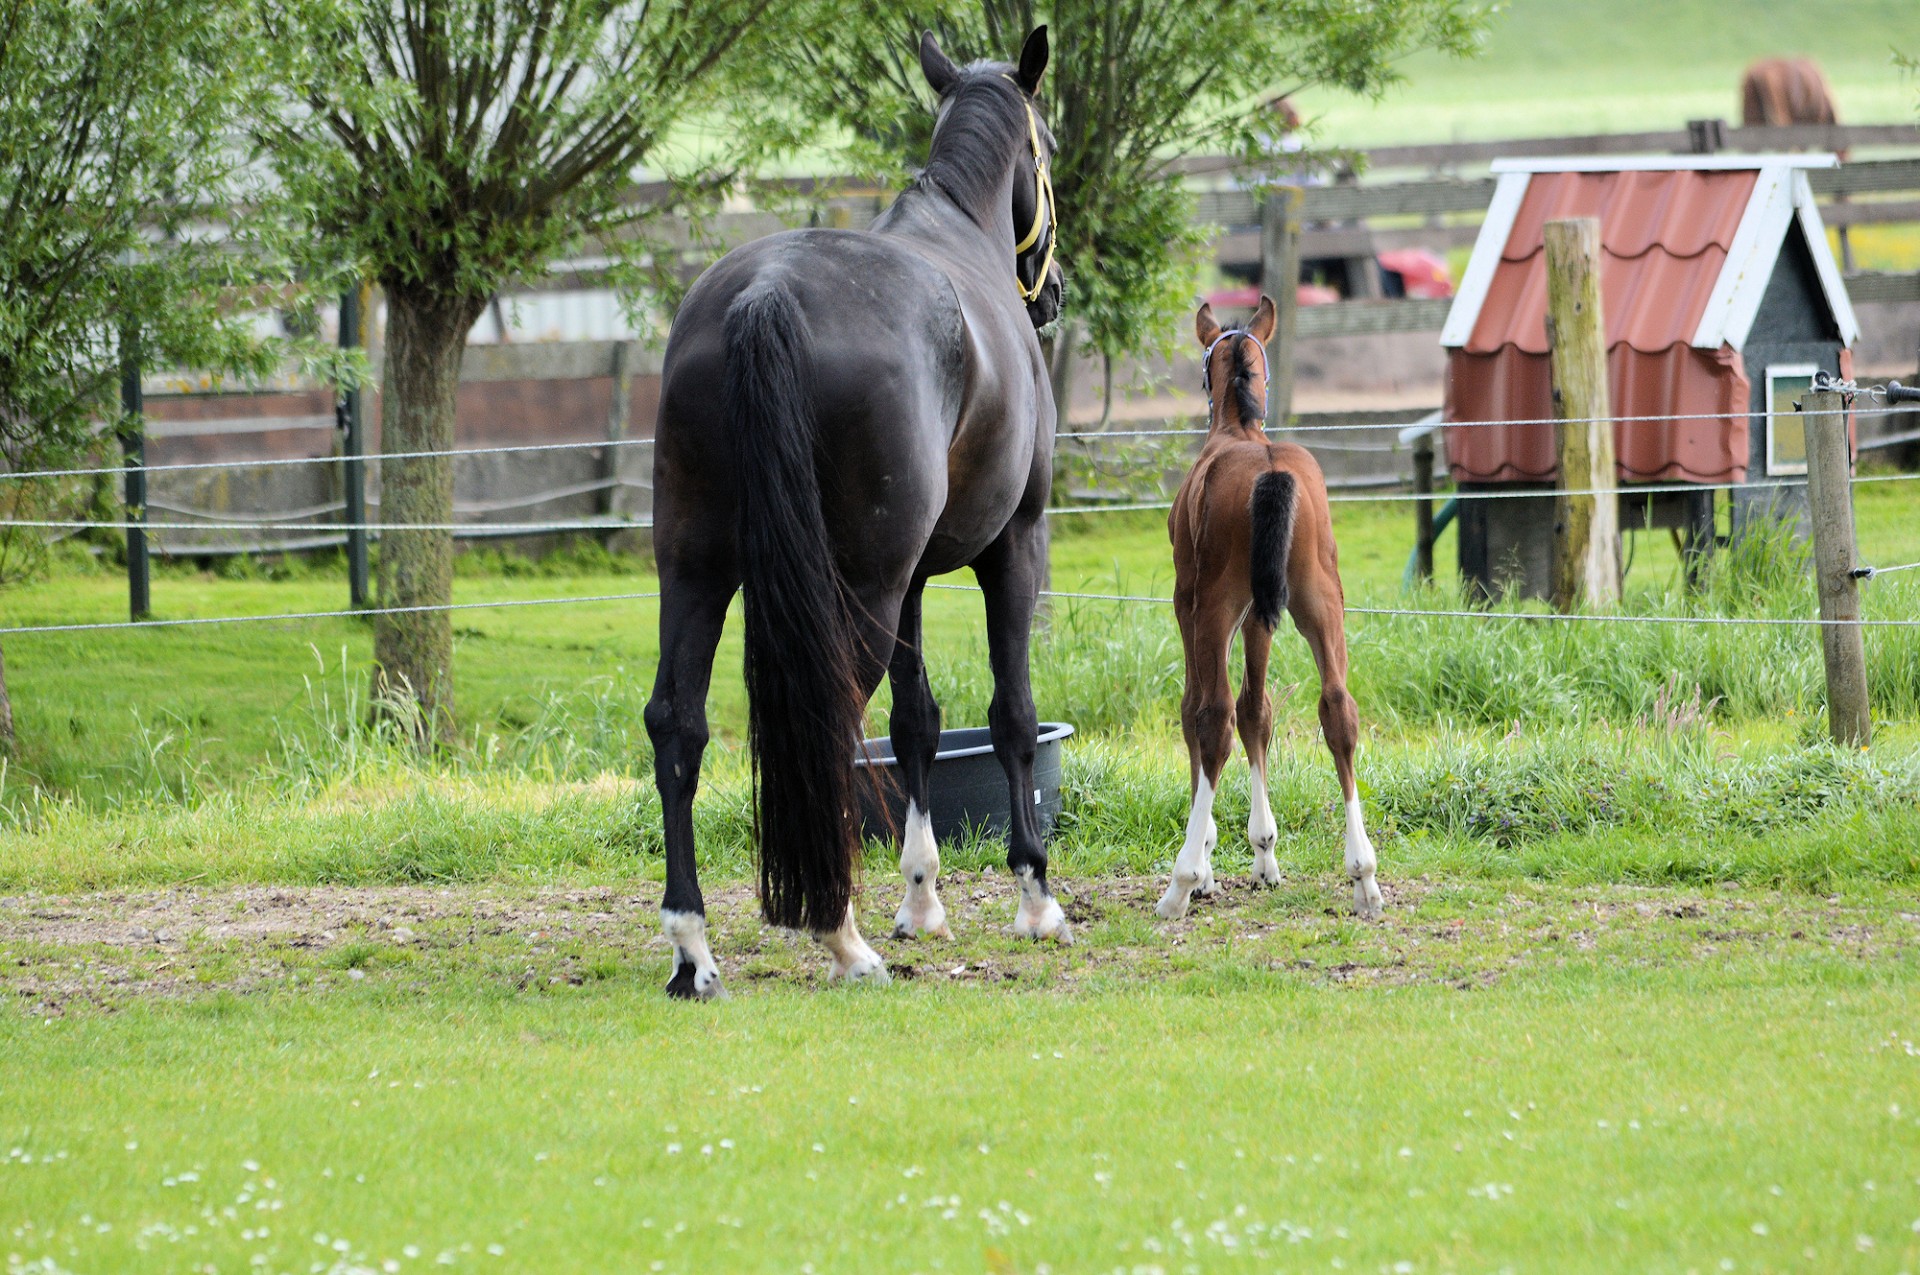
[1200,329,1270,420]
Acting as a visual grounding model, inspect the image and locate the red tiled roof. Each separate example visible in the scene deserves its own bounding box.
[1448,168,1761,484]
[1464,169,1755,357]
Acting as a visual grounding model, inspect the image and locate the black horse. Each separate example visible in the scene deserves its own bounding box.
[646,28,1068,998]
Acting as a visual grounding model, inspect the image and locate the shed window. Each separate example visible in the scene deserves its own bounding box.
[1764,364,1819,477]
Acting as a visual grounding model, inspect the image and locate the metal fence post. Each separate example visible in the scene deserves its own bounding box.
[338,286,371,608]
[119,325,149,621]
[1801,383,1870,747]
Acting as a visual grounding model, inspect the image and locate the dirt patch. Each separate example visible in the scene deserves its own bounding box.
[0,873,1910,1015]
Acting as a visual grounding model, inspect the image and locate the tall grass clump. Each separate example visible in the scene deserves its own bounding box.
[1337,518,1920,730]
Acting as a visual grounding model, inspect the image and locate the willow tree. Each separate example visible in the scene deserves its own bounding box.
[256,0,790,742]
[0,0,288,756]
[795,0,1488,386]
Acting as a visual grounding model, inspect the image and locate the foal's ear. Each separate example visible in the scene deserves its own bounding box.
[1195,302,1222,348]
[1016,26,1048,95]
[919,30,960,97]
[1249,294,1278,343]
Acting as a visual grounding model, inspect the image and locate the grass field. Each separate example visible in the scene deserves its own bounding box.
[1,482,1918,1265]
[7,9,1920,1245]
[1302,0,1919,147]
[3,952,1919,1272]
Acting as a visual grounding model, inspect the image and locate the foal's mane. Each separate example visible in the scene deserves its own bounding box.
[920,65,1030,228]
[1227,339,1263,430]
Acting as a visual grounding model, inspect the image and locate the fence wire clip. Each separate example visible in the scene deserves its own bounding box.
[1810,368,1862,405]
[1850,565,1876,579]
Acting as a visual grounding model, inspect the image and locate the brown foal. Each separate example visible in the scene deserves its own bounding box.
[1155,296,1383,921]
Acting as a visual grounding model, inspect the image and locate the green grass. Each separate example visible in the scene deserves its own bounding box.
[2,497,1918,1272]
[1302,0,1920,148]
[3,958,1919,1272]
[6,479,1918,811]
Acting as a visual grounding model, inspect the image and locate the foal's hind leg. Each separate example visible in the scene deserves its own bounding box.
[646,569,738,1000]
[974,519,1069,943]
[1291,588,1382,919]
[1159,603,1234,920]
[1237,616,1282,887]
[887,582,949,939]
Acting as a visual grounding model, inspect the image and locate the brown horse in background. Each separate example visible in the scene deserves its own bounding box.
[1155,297,1382,922]
[1741,57,1840,130]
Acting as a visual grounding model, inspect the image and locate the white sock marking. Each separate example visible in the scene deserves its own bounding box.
[1249,763,1281,886]
[1157,773,1217,919]
[661,908,725,998]
[893,801,950,939]
[1011,865,1070,943]
[817,906,889,984]
[1344,794,1382,918]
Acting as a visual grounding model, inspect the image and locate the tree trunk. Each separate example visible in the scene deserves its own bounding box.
[1045,321,1078,424]
[0,638,13,756]
[372,287,482,746]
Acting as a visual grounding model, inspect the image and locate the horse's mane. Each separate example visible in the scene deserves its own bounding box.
[1229,339,1263,428]
[921,63,1028,228]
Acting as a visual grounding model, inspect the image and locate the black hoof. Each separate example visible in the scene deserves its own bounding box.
[665,962,701,999]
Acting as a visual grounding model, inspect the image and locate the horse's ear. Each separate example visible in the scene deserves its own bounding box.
[1195,302,1222,348]
[919,30,960,97]
[1016,26,1048,95]
[1249,294,1278,343]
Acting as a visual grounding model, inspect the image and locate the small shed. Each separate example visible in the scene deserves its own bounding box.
[1439,155,1859,598]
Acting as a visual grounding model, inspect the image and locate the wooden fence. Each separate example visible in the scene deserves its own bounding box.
[568,118,1920,341]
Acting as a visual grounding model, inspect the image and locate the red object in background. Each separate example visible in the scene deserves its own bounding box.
[1203,281,1343,311]
[1377,248,1454,299]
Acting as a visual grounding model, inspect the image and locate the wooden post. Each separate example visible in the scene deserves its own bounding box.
[1801,385,1870,747]
[1260,186,1302,429]
[338,286,371,608]
[119,325,150,621]
[1412,432,1435,582]
[1543,217,1621,611]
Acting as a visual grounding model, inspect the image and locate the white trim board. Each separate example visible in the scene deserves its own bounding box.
[1490,154,1839,174]
[1691,164,1798,351]
[1439,171,1532,349]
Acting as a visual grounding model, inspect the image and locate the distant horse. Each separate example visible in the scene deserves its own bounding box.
[646,28,1067,998]
[1741,57,1840,131]
[1156,298,1382,922]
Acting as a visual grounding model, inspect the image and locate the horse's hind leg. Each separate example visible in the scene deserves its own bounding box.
[973,518,1069,943]
[1159,600,1233,920]
[1237,615,1282,887]
[1290,585,1382,919]
[646,567,738,1000]
[887,582,949,940]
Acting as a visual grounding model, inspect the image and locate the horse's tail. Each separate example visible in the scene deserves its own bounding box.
[724,281,861,935]
[1249,467,1297,630]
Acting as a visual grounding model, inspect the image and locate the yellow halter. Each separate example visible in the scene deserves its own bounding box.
[1005,83,1057,304]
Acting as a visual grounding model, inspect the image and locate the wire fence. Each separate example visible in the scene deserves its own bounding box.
[6,570,1918,638]
[1,403,1914,487]
[1,401,1914,637]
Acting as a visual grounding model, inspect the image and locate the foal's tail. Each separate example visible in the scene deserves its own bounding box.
[1249,468,1298,630]
[724,281,861,934]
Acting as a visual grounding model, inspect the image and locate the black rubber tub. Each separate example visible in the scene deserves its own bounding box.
[853,723,1075,844]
